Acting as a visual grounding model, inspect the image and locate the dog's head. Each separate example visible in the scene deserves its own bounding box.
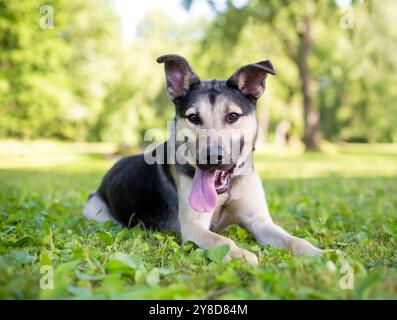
[157,54,275,212]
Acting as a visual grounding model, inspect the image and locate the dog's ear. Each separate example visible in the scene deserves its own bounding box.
[227,60,276,99]
[157,54,200,101]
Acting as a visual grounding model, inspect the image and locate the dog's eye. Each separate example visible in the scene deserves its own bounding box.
[226,112,241,123]
[187,113,201,125]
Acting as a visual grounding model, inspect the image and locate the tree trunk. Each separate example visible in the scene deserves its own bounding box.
[296,16,321,151]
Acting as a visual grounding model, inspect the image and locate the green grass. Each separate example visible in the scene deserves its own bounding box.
[0,140,396,299]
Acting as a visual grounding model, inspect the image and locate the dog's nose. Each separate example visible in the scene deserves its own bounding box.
[197,146,233,171]
[206,146,223,165]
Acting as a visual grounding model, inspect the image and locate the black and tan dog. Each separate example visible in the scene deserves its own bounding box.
[84,54,332,265]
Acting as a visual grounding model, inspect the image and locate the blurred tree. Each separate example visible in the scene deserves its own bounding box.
[184,0,343,150]
[0,0,70,138]
[338,0,397,142]
[96,10,208,147]
[0,0,121,140]
[58,0,123,141]
[1,0,396,146]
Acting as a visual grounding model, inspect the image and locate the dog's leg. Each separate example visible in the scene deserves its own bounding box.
[178,175,258,265]
[83,193,119,224]
[232,172,329,256]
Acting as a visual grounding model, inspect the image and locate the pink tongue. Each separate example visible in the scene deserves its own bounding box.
[189,169,217,213]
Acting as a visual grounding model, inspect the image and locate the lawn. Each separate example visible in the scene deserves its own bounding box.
[0,140,396,299]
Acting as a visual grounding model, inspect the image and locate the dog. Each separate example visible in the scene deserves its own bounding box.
[84,54,332,265]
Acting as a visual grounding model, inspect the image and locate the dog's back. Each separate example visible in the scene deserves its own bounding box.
[84,149,179,231]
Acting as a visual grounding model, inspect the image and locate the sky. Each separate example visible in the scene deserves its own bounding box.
[111,0,248,43]
[112,0,355,43]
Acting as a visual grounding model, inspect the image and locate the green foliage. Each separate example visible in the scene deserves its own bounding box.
[190,0,397,143]
[0,0,396,144]
[0,0,122,141]
[0,141,396,299]
[207,245,230,265]
[383,223,397,239]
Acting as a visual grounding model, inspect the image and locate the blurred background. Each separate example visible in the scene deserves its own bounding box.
[0,0,396,151]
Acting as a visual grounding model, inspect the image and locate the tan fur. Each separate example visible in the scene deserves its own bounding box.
[173,93,332,265]
[177,94,257,169]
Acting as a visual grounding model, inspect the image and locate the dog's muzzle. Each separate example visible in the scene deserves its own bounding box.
[189,146,235,213]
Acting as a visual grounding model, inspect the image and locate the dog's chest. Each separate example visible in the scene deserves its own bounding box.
[210,192,232,231]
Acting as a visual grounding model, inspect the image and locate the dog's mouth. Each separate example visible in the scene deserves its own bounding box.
[188,166,234,213]
[214,167,233,194]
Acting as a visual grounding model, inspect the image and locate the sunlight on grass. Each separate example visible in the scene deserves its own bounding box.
[0,140,117,171]
[1,140,397,178]
[255,143,397,179]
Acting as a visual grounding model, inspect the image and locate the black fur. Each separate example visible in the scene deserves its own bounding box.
[175,162,195,178]
[97,143,179,230]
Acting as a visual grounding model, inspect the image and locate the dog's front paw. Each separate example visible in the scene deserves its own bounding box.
[290,237,331,256]
[223,247,259,266]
